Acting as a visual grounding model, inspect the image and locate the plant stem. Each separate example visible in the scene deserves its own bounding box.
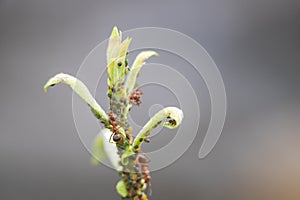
[108,83,148,200]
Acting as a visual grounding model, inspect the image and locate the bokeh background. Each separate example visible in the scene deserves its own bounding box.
[0,0,299,199]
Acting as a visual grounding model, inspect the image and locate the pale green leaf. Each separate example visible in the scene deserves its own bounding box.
[101,129,122,171]
[117,37,131,60]
[91,133,106,165]
[44,73,108,123]
[107,60,116,86]
[107,26,122,63]
[124,51,158,96]
[133,107,183,150]
[106,26,132,87]
[116,180,128,198]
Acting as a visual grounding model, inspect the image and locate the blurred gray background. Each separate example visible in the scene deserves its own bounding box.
[0,0,299,199]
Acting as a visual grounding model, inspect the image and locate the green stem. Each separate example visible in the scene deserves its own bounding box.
[108,82,148,200]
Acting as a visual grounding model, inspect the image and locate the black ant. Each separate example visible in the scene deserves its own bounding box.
[108,111,122,143]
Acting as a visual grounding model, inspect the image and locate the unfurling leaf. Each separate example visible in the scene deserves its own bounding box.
[106,26,122,63]
[124,51,158,96]
[44,73,108,123]
[133,107,183,150]
[116,180,128,198]
[106,26,132,87]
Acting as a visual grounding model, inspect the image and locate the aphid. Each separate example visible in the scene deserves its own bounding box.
[133,183,139,190]
[137,153,151,184]
[108,112,117,129]
[136,152,151,195]
[168,119,177,126]
[144,138,150,143]
[138,153,150,164]
[130,88,143,106]
[134,166,140,173]
[120,98,126,103]
[111,87,116,93]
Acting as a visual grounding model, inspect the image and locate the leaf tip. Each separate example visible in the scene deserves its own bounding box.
[111,26,119,38]
[43,86,48,93]
[43,72,65,93]
[43,79,55,93]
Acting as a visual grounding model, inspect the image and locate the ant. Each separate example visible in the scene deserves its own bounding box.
[108,111,122,143]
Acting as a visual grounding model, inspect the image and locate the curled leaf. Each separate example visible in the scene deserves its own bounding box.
[133,107,183,150]
[44,73,108,123]
[116,180,128,198]
[162,107,184,129]
[124,51,158,96]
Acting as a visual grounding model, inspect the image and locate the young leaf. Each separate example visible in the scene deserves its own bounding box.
[107,26,122,63]
[92,129,122,171]
[124,51,158,96]
[133,107,183,150]
[44,73,108,123]
[106,26,132,87]
[91,133,106,165]
[116,180,128,198]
